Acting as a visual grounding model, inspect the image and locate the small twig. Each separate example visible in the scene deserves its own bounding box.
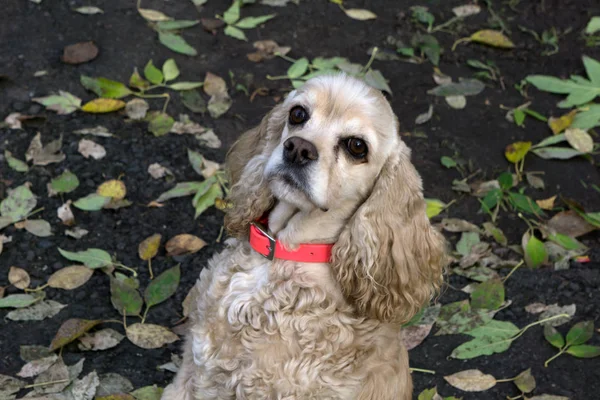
[410,367,436,375]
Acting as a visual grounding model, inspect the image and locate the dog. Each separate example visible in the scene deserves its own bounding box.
[162,74,446,400]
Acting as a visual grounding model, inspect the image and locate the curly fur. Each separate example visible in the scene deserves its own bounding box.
[162,74,447,400]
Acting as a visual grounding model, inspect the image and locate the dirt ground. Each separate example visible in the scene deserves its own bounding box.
[1,0,600,399]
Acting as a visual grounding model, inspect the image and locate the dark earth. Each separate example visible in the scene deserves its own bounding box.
[1,0,600,399]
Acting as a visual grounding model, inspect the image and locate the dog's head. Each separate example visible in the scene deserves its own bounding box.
[225,74,446,323]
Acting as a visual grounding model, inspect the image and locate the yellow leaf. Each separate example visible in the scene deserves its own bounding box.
[138,8,171,21]
[165,234,206,256]
[425,198,446,219]
[505,141,532,163]
[343,8,377,20]
[97,180,127,200]
[138,234,161,261]
[470,30,515,48]
[565,128,594,153]
[548,110,577,135]
[81,98,126,113]
[536,196,557,211]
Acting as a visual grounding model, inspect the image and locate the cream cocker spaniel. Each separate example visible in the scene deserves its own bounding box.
[162,74,446,400]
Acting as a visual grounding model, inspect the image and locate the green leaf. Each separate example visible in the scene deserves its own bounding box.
[224,25,247,41]
[144,265,180,308]
[162,59,180,81]
[547,232,585,251]
[498,172,513,190]
[586,17,600,34]
[533,133,568,148]
[471,279,505,310]
[526,72,600,107]
[130,385,164,400]
[0,294,40,309]
[364,69,393,95]
[571,104,600,130]
[582,56,600,85]
[143,61,164,85]
[566,321,594,346]
[483,222,507,246]
[523,108,548,122]
[235,14,276,29]
[80,76,132,99]
[481,188,502,213]
[441,156,457,168]
[435,301,492,336]
[526,75,586,94]
[450,320,520,359]
[427,79,485,97]
[508,192,543,215]
[514,109,526,126]
[544,325,565,349]
[223,0,241,25]
[1,184,36,222]
[155,180,214,202]
[181,89,207,113]
[193,182,223,218]
[110,278,143,316]
[168,82,204,91]
[523,232,548,268]
[49,318,102,351]
[417,388,438,400]
[425,198,446,218]
[187,149,204,176]
[156,20,199,31]
[456,232,480,256]
[514,369,536,394]
[414,34,440,66]
[50,170,79,194]
[312,56,347,70]
[32,91,82,114]
[73,193,111,211]
[566,344,600,358]
[287,57,309,79]
[532,146,583,160]
[58,247,112,269]
[147,112,175,136]
[158,32,198,55]
[4,150,28,172]
[129,68,150,90]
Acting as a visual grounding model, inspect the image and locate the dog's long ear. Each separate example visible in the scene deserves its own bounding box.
[331,142,447,323]
[224,105,285,238]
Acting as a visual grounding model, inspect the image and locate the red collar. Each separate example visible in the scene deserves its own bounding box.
[249,218,333,263]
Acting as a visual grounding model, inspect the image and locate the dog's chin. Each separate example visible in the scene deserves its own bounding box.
[268,174,325,212]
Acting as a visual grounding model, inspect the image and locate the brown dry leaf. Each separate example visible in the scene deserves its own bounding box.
[147,201,165,208]
[0,286,5,298]
[125,323,179,349]
[147,163,173,179]
[61,41,99,64]
[78,328,124,351]
[4,112,36,129]
[49,318,102,351]
[444,369,497,392]
[247,40,291,62]
[548,110,577,135]
[402,324,433,351]
[201,158,220,179]
[26,133,66,165]
[125,98,149,120]
[16,354,58,378]
[547,211,596,238]
[9,266,30,290]
[25,219,52,237]
[138,234,161,261]
[201,18,225,34]
[182,286,197,317]
[48,266,94,290]
[165,234,207,256]
[440,218,480,233]
[536,196,557,211]
[564,128,594,153]
[65,227,89,239]
[31,358,71,394]
[203,72,227,97]
[171,115,209,135]
[57,201,76,226]
[97,180,127,200]
[525,302,549,314]
[78,139,106,160]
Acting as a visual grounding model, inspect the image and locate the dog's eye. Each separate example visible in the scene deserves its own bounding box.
[289,106,309,125]
[344,138,368,159]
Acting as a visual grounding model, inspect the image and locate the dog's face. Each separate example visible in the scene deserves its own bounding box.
[264,77,399,212]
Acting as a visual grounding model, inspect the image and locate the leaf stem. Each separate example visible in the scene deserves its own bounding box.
[452,37,472,51]
[361,47,378,74]
[512,313,570,342]
[148,259,154,280]
[266,74,292,81]
[103,319,125,326]
[544,347,567,367]
[502,260,524,283]
[141,305,151,324]
[409,367,435,374]
[25,283,49,292]
[275,52,297,64]
[115,263,138,277]
[26,207,46,218]
[25,379,69,389]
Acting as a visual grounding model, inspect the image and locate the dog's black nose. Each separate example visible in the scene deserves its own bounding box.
[283,137,318,165]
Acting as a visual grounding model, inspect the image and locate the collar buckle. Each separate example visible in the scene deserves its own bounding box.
[251,221,276,260]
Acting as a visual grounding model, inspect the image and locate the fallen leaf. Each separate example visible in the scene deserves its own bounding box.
[158,353,182,373]
[138,8,172,22]
[57,201,76,226]
[130,385,164,400]
[548,110,577,134]
[470,30,515,48]
[165,234,206,256]
[139,234,161,261]
[470,279,505,310]
[522,231,548,268]
[126,323,179,349]
[1,183,37,223]
[50,170,80,195]
[196,129,222,148]
[0,375,26,399]
[81,98,126,113]
[415,105,434,125]
[440,218,480,233]
[50,319,102,351]
[181,89,207,114]
[144,265,180,307]
[425,198,446,218]
[4,150,29,172]
[74,6,104,14]
[537,196,557,210]
[110,278,143,316]
[147,163,173,179]
[24,219,52,237]
[445,95,466,109]
[450,320,520,359]
[0,293,42,308]
[482,222,508,246]
[17,354,59,378]
[444,369,497,392]
[78,139,107,159]
[69,371,99,400]
[73,126,114,137]
[564,128,594,153]
[435,300,492,336]
[525,302,549,314]
[171,115,209,135]
[96,373,134,397]
[126,98,149,120]
[539,304,576,327]
[505,141,532,163]
[9,266,30,289]
[428,79,485,97]
[20,345,52,362]
[547,211,596,238]
[452,5,481,17]
[147,112,175,136]
[514,369,536,393]
[31,358,70,394]
[97,180,127,200]
[33,91,81,115]
[48,265,94,290]
[526,172,545,190]
[58,247,112,269]
[247,40,291,62]
[456,232,480,256]
[343,8,377,20]
[73,193,111,210]
[62,41,99,64]
[158,32,197,56]
[26,133,66,165]
[78,328,124,351]
[65,227,89,239]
